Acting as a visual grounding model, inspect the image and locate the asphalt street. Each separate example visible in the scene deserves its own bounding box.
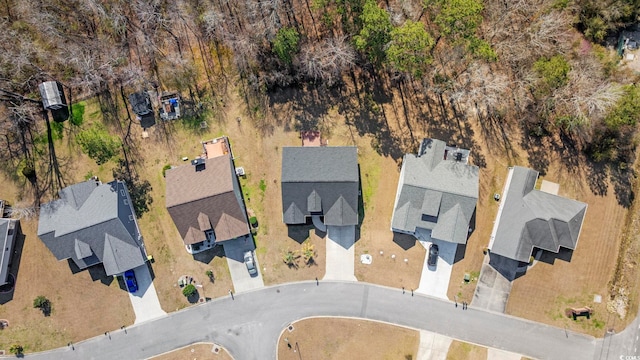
[20,282,609,360]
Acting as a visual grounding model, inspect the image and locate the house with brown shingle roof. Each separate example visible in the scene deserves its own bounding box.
[165,153,250,254]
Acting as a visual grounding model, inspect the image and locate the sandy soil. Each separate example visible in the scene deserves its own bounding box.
[277,317,418,360]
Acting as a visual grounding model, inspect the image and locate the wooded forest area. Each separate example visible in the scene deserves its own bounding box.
[0,0,640,207]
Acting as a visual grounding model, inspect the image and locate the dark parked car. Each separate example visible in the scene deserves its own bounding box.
[244,251,258,277]
[427,244,439,267]
[124,270,138,293]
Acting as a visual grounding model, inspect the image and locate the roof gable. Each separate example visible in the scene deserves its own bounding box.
[325,195,358,226]
[491,166,587,262]
[391,139,478,244]
[74,238,93,259]
[307,190,322,212]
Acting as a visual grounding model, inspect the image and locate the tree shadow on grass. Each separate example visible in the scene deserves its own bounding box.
[585,161,608,197]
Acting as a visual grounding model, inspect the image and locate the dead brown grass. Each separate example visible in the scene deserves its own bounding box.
[446,340,487,360]
[149,343,233,360]
[277,317,418,360]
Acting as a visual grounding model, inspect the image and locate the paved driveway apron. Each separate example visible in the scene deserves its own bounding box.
[416,238,455,300]
[324,225,357,281]
[222,237,264,293]
[128,264,166,324]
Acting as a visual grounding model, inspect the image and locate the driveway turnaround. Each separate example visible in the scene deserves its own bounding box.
[324,225,357,281]
[416,239,455,300]
[222,237,264,293]
[128,264,166,324]
[24,282,602,360]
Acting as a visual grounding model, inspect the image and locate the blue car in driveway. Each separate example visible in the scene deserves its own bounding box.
[124,270,138,293]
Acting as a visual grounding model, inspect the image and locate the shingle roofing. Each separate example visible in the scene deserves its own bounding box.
[165,154,249,245]
[391,139,479,244]
[37,180,146,276]
[281,147,359,226]
[0,219,17,286]
[491,166,587,262]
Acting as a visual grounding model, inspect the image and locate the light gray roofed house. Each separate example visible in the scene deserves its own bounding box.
[37,179,147,276]
[490,166,587,262]
[0,218,19,286]
[391,138,479,244]
[281,147,359,226]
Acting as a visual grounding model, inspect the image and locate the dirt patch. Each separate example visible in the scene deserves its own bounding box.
[446,340,487,360]
[277,317,418,360]
[149,343,233,360]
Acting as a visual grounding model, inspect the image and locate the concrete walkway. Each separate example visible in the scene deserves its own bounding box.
[323,226,357,281]
[416,331,452,360]
[128,264,166,324]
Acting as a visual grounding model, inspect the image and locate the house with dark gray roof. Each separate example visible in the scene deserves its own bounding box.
[489,166,587,263]
[165,153,250,254]
[391,139,479,244]
[281,147,359,226]
[37,179,147,276]
[0,217,19,286]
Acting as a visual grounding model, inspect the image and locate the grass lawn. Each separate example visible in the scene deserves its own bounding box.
[277,317,419,360]
[446,340,487,360]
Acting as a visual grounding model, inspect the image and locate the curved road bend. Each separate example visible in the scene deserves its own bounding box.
[24,282,598,360]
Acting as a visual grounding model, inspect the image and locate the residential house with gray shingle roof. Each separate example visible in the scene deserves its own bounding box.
[0,216,19,287]
[165,153,250,254]
[37,179,147,276]
[489,166,587,263]
[391,139,479,244]
[281,147,359,226]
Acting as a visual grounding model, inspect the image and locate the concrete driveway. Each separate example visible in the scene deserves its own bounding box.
[472,254,513,313]
[222,236,264,293]
[415,233,456,300]
[127,263,166,324]
[323,225,357,281]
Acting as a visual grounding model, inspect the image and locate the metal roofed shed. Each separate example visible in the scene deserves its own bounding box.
[39,81,67,110]
[129,92,156,129]
[159,93,181,121]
